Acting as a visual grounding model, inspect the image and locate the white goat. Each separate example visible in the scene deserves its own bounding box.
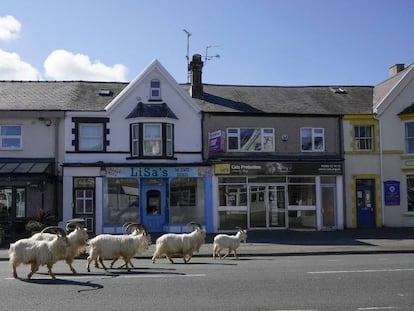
[213,227,247,259]
[9,227,68,279]
[30,219,88,273]
[86,224,151,272]
[152,222,206,264]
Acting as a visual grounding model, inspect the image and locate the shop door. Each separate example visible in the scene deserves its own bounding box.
[142,184,166,232]
[249,185,286,229]
[356,179,376,228]
[73,177,96,235]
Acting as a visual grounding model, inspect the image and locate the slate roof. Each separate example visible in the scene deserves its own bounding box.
[191,84,374,114]
[0,80,373,115]
[0,81,127,111]
[126,102,178,119]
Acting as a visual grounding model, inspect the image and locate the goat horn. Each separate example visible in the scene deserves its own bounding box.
[41,226,66,236]
[235,226,243,231]
[189,222,202,230]
[125,223,143,233]
[122,222,134,231]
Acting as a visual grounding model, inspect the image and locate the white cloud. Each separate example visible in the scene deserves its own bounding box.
[0,15,21,41]
[44,50,128,81]
[0,49,40,80]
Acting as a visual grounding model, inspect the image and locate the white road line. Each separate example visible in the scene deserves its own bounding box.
[357,307,399,310]
[308,268,414,274]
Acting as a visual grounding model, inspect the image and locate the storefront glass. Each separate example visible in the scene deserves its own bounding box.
[104,178,139,225]
[218,177,248,229]
[170,177,205,224]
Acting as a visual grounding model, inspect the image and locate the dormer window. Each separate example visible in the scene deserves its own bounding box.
[150,79,161,100]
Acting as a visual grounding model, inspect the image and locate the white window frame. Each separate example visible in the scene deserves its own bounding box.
[405,121,414,154]
[226,127,275,152]
[143,123,162,156]
[0,125,22,150]
[301,127,325,152]
[79,123,104,151]
[150,79,161,100]
[166,123,173,157]
[354,125,373,151]
[131,123,139,157]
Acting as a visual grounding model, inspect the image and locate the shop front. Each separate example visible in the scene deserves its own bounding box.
[214,161,343,231]
[100,166,213,233]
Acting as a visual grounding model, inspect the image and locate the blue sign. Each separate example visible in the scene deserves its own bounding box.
[384,180,400,205]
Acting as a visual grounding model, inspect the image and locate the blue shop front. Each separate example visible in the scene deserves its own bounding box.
[101,166,213,233]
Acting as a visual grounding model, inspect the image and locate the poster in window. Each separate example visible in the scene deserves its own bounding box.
[384,180,400,205]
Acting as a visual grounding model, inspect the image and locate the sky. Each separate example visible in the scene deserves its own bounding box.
[1,0,414,86]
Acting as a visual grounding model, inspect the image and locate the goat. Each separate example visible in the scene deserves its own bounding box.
[213,227,247,259]
[93,223,148,270]
[30,219,88,273]
[9,227,68,279]
[86,223,151,272]
[151,222,206,264]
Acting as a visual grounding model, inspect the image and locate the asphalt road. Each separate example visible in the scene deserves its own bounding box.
[1,253,414,311]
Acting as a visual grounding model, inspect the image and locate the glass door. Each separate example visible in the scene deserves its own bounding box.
[249,185,286,228]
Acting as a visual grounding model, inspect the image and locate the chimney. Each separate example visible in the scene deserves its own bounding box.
[389,63,405,77]
[189,54,203,98]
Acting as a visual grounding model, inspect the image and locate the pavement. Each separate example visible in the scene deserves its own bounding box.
[1,227,414,261]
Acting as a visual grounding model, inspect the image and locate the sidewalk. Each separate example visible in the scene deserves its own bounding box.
[1,227,414,261]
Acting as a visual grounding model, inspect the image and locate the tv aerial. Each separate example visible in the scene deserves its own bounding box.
[183,29,192,83]
[205,45,220,65]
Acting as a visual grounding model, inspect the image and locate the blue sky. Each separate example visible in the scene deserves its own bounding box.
[1,0,413,86]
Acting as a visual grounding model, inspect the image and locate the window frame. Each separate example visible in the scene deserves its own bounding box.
[78,123,104,151]
[226,127,275,152]
[150,79,161,100]
[301,127,325,152]
[405,121,414,154]
[354,125,374,151]
[72,118,109,153]
[0,125,22,150]
[129,122,174,158]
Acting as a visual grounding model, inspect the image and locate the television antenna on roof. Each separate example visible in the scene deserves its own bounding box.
[205,45,220,65]
[183,29,192,83]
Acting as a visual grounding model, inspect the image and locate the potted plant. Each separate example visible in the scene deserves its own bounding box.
[25,219,47,234]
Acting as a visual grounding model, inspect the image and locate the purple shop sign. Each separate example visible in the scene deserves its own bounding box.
[209,130,224,152]
[384,180,400,206]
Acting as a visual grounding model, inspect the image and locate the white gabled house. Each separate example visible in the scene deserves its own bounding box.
[61,59,212,235]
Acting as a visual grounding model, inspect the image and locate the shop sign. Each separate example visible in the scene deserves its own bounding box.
[384,180,400,205]
[105,166,211,178]
[214,161,343,175]
[208,130,224,153]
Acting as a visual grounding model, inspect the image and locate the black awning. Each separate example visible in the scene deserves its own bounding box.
[0,160,53,174]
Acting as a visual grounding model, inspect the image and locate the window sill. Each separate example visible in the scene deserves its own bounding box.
[402,212,414,217]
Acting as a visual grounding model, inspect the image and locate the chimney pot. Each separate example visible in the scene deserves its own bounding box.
[389,63,405,77]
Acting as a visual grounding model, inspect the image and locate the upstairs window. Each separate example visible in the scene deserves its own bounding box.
[301,127,325,152]
[130,122,174,158]
[150,79,161,100]
[354,125,373,151]
[0,125,22,150]
[405,122,414,154]
[227,128,274,152]
[79,123,104,151]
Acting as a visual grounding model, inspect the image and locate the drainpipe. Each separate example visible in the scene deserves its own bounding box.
[374,113,384,227]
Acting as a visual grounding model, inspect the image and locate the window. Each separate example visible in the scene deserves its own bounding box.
[227,128,274,152]
[79,123,103,151]
[0,187,26,219]
[144,124,162,156]
[0,125,22,150]
[405,122,414,154]
[130,123,174,158]
[301,127,325,152]
[150,79,161,99]
[170,178,205,224]
[354,125,373,151]
[407,175,414,212]
[104,178,139,225]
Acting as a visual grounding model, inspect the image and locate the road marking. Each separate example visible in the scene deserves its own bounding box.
[308,268,414,274]
[357,307,399,310]
[271,309,317,311]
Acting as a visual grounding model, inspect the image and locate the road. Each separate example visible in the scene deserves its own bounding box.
[1,253,414,311]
